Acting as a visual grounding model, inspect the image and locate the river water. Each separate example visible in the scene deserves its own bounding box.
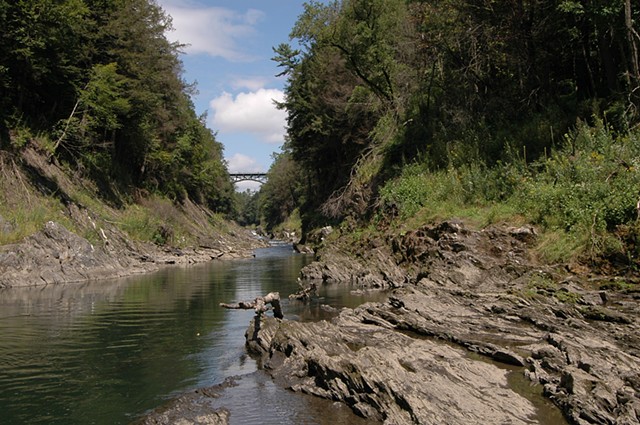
[0,243,567,425]
[0,244,378,425]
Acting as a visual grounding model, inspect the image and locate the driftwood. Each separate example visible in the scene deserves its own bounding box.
[289,282,317,301]
[220,292,283,319]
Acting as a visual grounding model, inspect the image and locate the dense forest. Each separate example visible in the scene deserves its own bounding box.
[2,0,640,266]
[0,0,234,213]
[252,0,640,267]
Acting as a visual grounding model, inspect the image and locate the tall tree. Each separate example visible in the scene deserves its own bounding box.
[0,0,235,213]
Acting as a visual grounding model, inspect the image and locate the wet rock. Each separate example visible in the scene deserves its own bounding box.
[132,385,230,425]
[290,221,640,424]
[249,313,539,425]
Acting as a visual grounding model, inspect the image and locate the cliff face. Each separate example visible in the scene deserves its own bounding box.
[0,147,266,288]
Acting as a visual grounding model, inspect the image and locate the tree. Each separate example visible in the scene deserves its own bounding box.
[0,0,236,214]
[259,152,303,231]
[0,0,90,128]
[276,0,413,229]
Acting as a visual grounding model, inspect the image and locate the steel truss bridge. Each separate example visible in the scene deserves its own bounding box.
[229,173,268,184]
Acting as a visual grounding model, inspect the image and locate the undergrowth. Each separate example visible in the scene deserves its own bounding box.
[0,140,217,248]
[272,208,302,237]
[376,120,640,267]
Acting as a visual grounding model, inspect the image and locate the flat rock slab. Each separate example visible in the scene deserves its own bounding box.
[132,386,229,425]
[291,221,640,424]
[0,221,264,288]
[248,312,540,425]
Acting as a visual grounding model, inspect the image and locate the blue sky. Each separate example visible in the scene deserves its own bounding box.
[157,0,312,191]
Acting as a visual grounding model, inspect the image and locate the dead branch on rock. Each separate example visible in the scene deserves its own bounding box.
[289,282,317,301]
[220,292,283,319]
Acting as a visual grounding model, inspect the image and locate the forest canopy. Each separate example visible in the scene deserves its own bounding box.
[260,0,639,235]
[0,0,234,212]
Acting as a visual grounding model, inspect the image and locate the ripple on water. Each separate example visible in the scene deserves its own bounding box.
[0,247,390,425]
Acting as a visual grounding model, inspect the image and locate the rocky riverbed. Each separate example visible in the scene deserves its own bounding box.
[245,221,640,424]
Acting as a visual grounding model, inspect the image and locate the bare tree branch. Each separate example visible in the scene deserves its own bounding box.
[220,292,283,319]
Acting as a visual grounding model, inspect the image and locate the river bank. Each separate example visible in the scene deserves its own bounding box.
[245,220,640,424]
[4,140,636,423]
[0,147,269,289]
[0,219,267,288]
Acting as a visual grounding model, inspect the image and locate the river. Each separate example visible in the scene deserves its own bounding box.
[0,243,379,425]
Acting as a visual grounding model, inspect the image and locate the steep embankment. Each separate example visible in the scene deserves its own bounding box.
[0,147,265,288]
[248,221,640,424]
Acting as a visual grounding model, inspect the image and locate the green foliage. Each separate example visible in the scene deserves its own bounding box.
[234,190,261,227]
[119,204,166,244]
[259,152,304,231]
[554,290,582,304]
[599,280,636,292]
[528,273,558,292]
[279,0,640,237]
[378,164,431,220]
[0,0,91,126]
[517,122,640,260]
[79,63,130,132]
[278,0,412,228]
[0,0,235,214]
[9,126,35,150]
[272,208,302,237]
[0,199,73,245]
[375,120,640,265]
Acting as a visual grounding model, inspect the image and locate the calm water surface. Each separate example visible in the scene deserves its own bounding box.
[0,244,378,425]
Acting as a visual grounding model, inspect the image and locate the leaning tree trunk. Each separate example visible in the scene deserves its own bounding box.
[626,0,640,82]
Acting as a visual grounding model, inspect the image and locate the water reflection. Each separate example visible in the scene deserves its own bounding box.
[0,245,380,425]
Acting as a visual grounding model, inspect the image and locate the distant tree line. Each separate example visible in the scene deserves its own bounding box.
[0,0,234,212]
[258,0,639,234]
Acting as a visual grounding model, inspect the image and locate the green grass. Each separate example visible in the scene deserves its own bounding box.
[374,120,640,266]
[273,208,302,236]
[119,200,187,246]
[0,200,68,244]
[554,290,582,304]
[599,280,636,292]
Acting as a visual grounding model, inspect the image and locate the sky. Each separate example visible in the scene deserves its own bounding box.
[156,0,312,191]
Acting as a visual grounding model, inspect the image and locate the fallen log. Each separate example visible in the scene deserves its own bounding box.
[220,292,283,319]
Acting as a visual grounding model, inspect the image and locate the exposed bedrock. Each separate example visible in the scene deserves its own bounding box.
[254,221,640,424]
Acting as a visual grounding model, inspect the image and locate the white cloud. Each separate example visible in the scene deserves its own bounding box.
[231,77,269,91]
[159,1,264,61]
[227,153,264,173]
[210,89,286,144]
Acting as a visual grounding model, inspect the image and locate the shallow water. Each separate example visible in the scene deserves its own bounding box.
[0,243,567,424]
[0,244,375,425]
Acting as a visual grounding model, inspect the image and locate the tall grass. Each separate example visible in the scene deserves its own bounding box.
[0,200,74,245]
[377,121,640,265]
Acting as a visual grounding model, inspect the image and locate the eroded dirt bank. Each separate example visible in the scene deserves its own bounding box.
[247,221,640,424]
